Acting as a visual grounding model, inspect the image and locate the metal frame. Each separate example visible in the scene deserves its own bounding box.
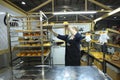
[39,11,49,66]
[94,7,120,23]
[28,0,52,13]
[6,11,52,79]
[88,0,113,10]
[2,0,26,15]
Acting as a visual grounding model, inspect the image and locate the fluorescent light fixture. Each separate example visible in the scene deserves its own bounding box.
[53,11,97,15]
[108,7,120,16]
[94,17,102,22]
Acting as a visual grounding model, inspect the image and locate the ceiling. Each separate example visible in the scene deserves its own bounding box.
[3,0,120,22]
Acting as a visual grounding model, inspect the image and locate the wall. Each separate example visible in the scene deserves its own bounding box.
[52,46,65,65]
[0,4,22,68]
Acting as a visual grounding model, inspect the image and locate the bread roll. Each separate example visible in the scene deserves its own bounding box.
[112,55,119,60]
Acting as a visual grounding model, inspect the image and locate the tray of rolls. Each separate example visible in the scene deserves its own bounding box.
[23,32,40,36]
[89,52,111,61]
[16,49,50,57]
[111,52,120,61]
[16,42,51,47]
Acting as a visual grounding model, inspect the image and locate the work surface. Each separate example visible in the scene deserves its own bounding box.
[14,66,109,80]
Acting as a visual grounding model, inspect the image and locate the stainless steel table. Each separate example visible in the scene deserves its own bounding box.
[14,66,110,80]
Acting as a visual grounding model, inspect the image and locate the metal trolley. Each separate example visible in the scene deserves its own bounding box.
[6,11,53,80]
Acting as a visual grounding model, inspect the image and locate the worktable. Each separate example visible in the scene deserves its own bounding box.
[14,66,111,80]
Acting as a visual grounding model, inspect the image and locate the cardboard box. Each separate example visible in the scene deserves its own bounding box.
[81,61,87,66]
[107,64,120,80]
[94,60,102,70]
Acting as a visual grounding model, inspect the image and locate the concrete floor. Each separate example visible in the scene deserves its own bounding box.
[0,68,12,80]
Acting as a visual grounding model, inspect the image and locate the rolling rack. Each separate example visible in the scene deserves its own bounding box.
[6,11,53,80]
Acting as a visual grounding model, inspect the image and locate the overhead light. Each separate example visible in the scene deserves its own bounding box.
[21,1,26,5]
[101,9,104,11]
[114,17,117,19]
[64,17,66,19]
[108,7,120,16]
[53,11,97,15]
[90,15,94,18]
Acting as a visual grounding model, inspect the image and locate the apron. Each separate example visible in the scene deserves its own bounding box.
[65,36,81,66]
[57,33,83,66]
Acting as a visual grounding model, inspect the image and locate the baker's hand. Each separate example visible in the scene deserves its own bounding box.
[85,32,91,36]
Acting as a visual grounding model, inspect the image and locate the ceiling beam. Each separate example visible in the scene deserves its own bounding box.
[28,0,52,13]
[48,15,54,20]
[79,15,93,21]
[28,12,53,15]
[94,7,120,22]
[52,0,54,12]
[85,0,88,11]
[1,0,26,15]
[88,0,113,10]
